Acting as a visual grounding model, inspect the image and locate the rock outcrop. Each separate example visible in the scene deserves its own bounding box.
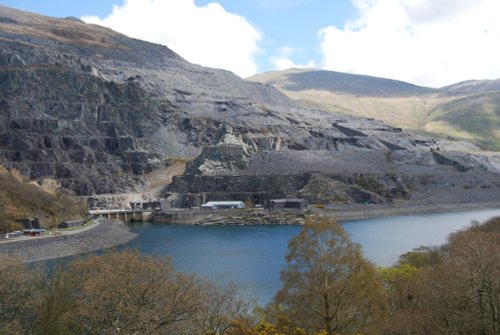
[1,6,499,207]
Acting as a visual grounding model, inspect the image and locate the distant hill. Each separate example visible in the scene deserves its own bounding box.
[248,69,500,151]
[1,5,500,209]
[250,68,435,97]
[442,79,500,94]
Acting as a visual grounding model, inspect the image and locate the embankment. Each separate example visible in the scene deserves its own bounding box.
[154,209,307,225]
[154,201,500,225]
[0,219,137,263]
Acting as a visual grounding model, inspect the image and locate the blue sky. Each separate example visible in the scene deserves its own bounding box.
[2,0,500,87]
[193,0,355,72]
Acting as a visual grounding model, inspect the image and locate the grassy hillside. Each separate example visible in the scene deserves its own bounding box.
[249,69,500,151]
[0,167,86,233]
[250,68,435,97]
[425,92,500,149]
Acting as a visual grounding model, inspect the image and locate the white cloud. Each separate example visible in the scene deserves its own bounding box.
[82,0,261,78]
[270,46,316,70]
[319,0,500,87]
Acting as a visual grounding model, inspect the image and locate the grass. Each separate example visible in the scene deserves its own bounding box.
[250,70,500,151]
[278,89,500,151]
[0,8,127,50]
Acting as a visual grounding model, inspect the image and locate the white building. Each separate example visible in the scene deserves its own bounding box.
[201,201,245,210]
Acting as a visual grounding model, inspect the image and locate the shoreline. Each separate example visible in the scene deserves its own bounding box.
[0,219,137,263]
[0,219,102,245]
[319,201,500,222]
[153,201,500,225]
[2,202,499,263]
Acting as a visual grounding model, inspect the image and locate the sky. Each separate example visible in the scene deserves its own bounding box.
[2,0,500,88]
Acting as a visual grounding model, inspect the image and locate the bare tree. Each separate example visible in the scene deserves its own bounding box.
[380,263,435,335]
[0,257,42,334]
[178,282,252,335]
[60,250,201,335]
[33,265,78,335]
[273,215,387,335]
[425,217,500,335]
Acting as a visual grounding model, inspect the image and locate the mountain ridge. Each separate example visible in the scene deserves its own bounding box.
[248,68,500,151]
[1,5,499,209]
[441,78,500,94]
[249,68,437,97]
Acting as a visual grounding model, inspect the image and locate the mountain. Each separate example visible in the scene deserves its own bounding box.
[248,69,500,151]
[1,6,499,208]
[0,5,293,195]
[442,78,500,94]
[249,68,436,97]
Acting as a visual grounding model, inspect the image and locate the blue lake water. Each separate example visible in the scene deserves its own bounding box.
[126,208,500,304]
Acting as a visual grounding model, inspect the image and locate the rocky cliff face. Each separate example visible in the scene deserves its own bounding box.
[0,6,281,194]
[1,6,499,206]
[168,144,500,207]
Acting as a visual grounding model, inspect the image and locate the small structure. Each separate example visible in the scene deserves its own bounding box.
[23,228,45,236]
[5,231,23,239]
[57,220,84,229]
[201,201,246,210]
[269,198,309,210]
[130,202,142,210]
[17,217,41,230]
[130,201,162,211]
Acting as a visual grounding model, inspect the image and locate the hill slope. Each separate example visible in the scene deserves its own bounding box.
[0,166,85,233]
[248,69,500,151]
[250,68,435,97]
[1,6,499,208]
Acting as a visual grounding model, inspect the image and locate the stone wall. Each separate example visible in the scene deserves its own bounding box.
[153,209,307,225]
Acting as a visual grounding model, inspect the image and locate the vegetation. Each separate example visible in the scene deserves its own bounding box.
[426,92,500,150]
[249,69,500,150]
[381,216,500,334]
[291,90,500,151]
[0,167,85,233]
[271,216,387,335]
[1,216,499,334]
[0,250,251,335]
[0,257,43,334]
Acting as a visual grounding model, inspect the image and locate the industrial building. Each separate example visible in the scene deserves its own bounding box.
[269,198,308,210]
[201,201,246,210]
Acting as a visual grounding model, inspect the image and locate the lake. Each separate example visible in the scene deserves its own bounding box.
[126,208,500,304]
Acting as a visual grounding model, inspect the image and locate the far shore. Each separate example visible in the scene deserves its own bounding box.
[153,201,500,225]
[317,201,500,222]
[1,201,499,263]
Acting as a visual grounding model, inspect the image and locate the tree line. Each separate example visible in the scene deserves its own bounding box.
[1,215,498,334]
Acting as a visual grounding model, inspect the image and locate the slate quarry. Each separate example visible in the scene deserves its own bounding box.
[1,6,499,207]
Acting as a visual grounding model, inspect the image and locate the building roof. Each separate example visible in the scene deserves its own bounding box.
[202,201,245,206]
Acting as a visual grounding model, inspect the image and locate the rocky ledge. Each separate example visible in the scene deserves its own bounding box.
[0,219,137,263]
[153,209,308,225]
